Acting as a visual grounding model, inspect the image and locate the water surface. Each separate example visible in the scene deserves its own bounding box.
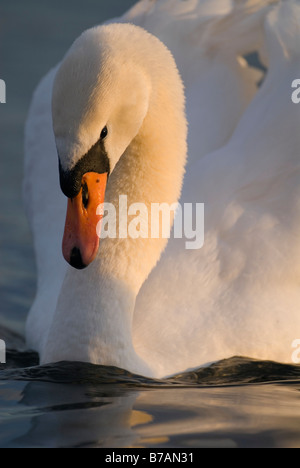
[1,341,300,448]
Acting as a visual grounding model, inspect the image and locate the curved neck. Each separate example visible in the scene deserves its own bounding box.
[102,75,187,293]
[42,58,187,376]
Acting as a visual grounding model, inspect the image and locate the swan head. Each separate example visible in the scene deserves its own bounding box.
[52,24,152,269]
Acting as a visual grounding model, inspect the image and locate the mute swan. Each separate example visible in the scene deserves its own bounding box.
[24,0,300,378]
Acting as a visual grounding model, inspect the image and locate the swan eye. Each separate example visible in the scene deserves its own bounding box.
[100,126,108,140]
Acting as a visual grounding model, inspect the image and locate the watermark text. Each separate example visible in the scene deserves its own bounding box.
[0,79,6,104]
[96,196,204,250]
[291,339,300,364]
[0,340,6,364]
[291,79,300,104]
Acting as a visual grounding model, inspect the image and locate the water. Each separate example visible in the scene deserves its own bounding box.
[1,341,300,448]
[1,0,300,449]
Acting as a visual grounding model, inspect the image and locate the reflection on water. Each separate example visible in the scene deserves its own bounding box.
[1,374,300,448]
[0,348,300,448]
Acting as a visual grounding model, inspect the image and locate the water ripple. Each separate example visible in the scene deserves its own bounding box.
[1,349,300,388]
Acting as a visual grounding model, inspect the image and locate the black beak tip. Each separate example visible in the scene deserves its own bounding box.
[70,247,87,270]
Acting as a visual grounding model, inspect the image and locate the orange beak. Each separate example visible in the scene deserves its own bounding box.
[62,172,107,269]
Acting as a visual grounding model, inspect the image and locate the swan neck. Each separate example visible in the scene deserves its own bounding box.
[43,40,187,376]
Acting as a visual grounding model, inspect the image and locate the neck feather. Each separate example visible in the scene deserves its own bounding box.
[42,51,187,376]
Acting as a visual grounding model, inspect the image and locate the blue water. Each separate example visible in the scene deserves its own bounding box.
[1,0,300,448]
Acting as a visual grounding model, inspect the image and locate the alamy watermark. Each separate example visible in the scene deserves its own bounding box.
[0,79,6,104]
[96,196,204,250]
[292,339,300,364]
[291,79,300,104]
[0,340,6,364]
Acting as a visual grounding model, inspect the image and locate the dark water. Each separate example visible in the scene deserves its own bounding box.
[1,0,300,449]
[1,334,300,448]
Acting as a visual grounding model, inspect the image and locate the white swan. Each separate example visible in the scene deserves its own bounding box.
[24,0,300,378]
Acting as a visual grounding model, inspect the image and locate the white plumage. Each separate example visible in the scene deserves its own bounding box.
[24,0,300,378]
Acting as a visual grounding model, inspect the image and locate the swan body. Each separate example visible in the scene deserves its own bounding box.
[24,0,300,378]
